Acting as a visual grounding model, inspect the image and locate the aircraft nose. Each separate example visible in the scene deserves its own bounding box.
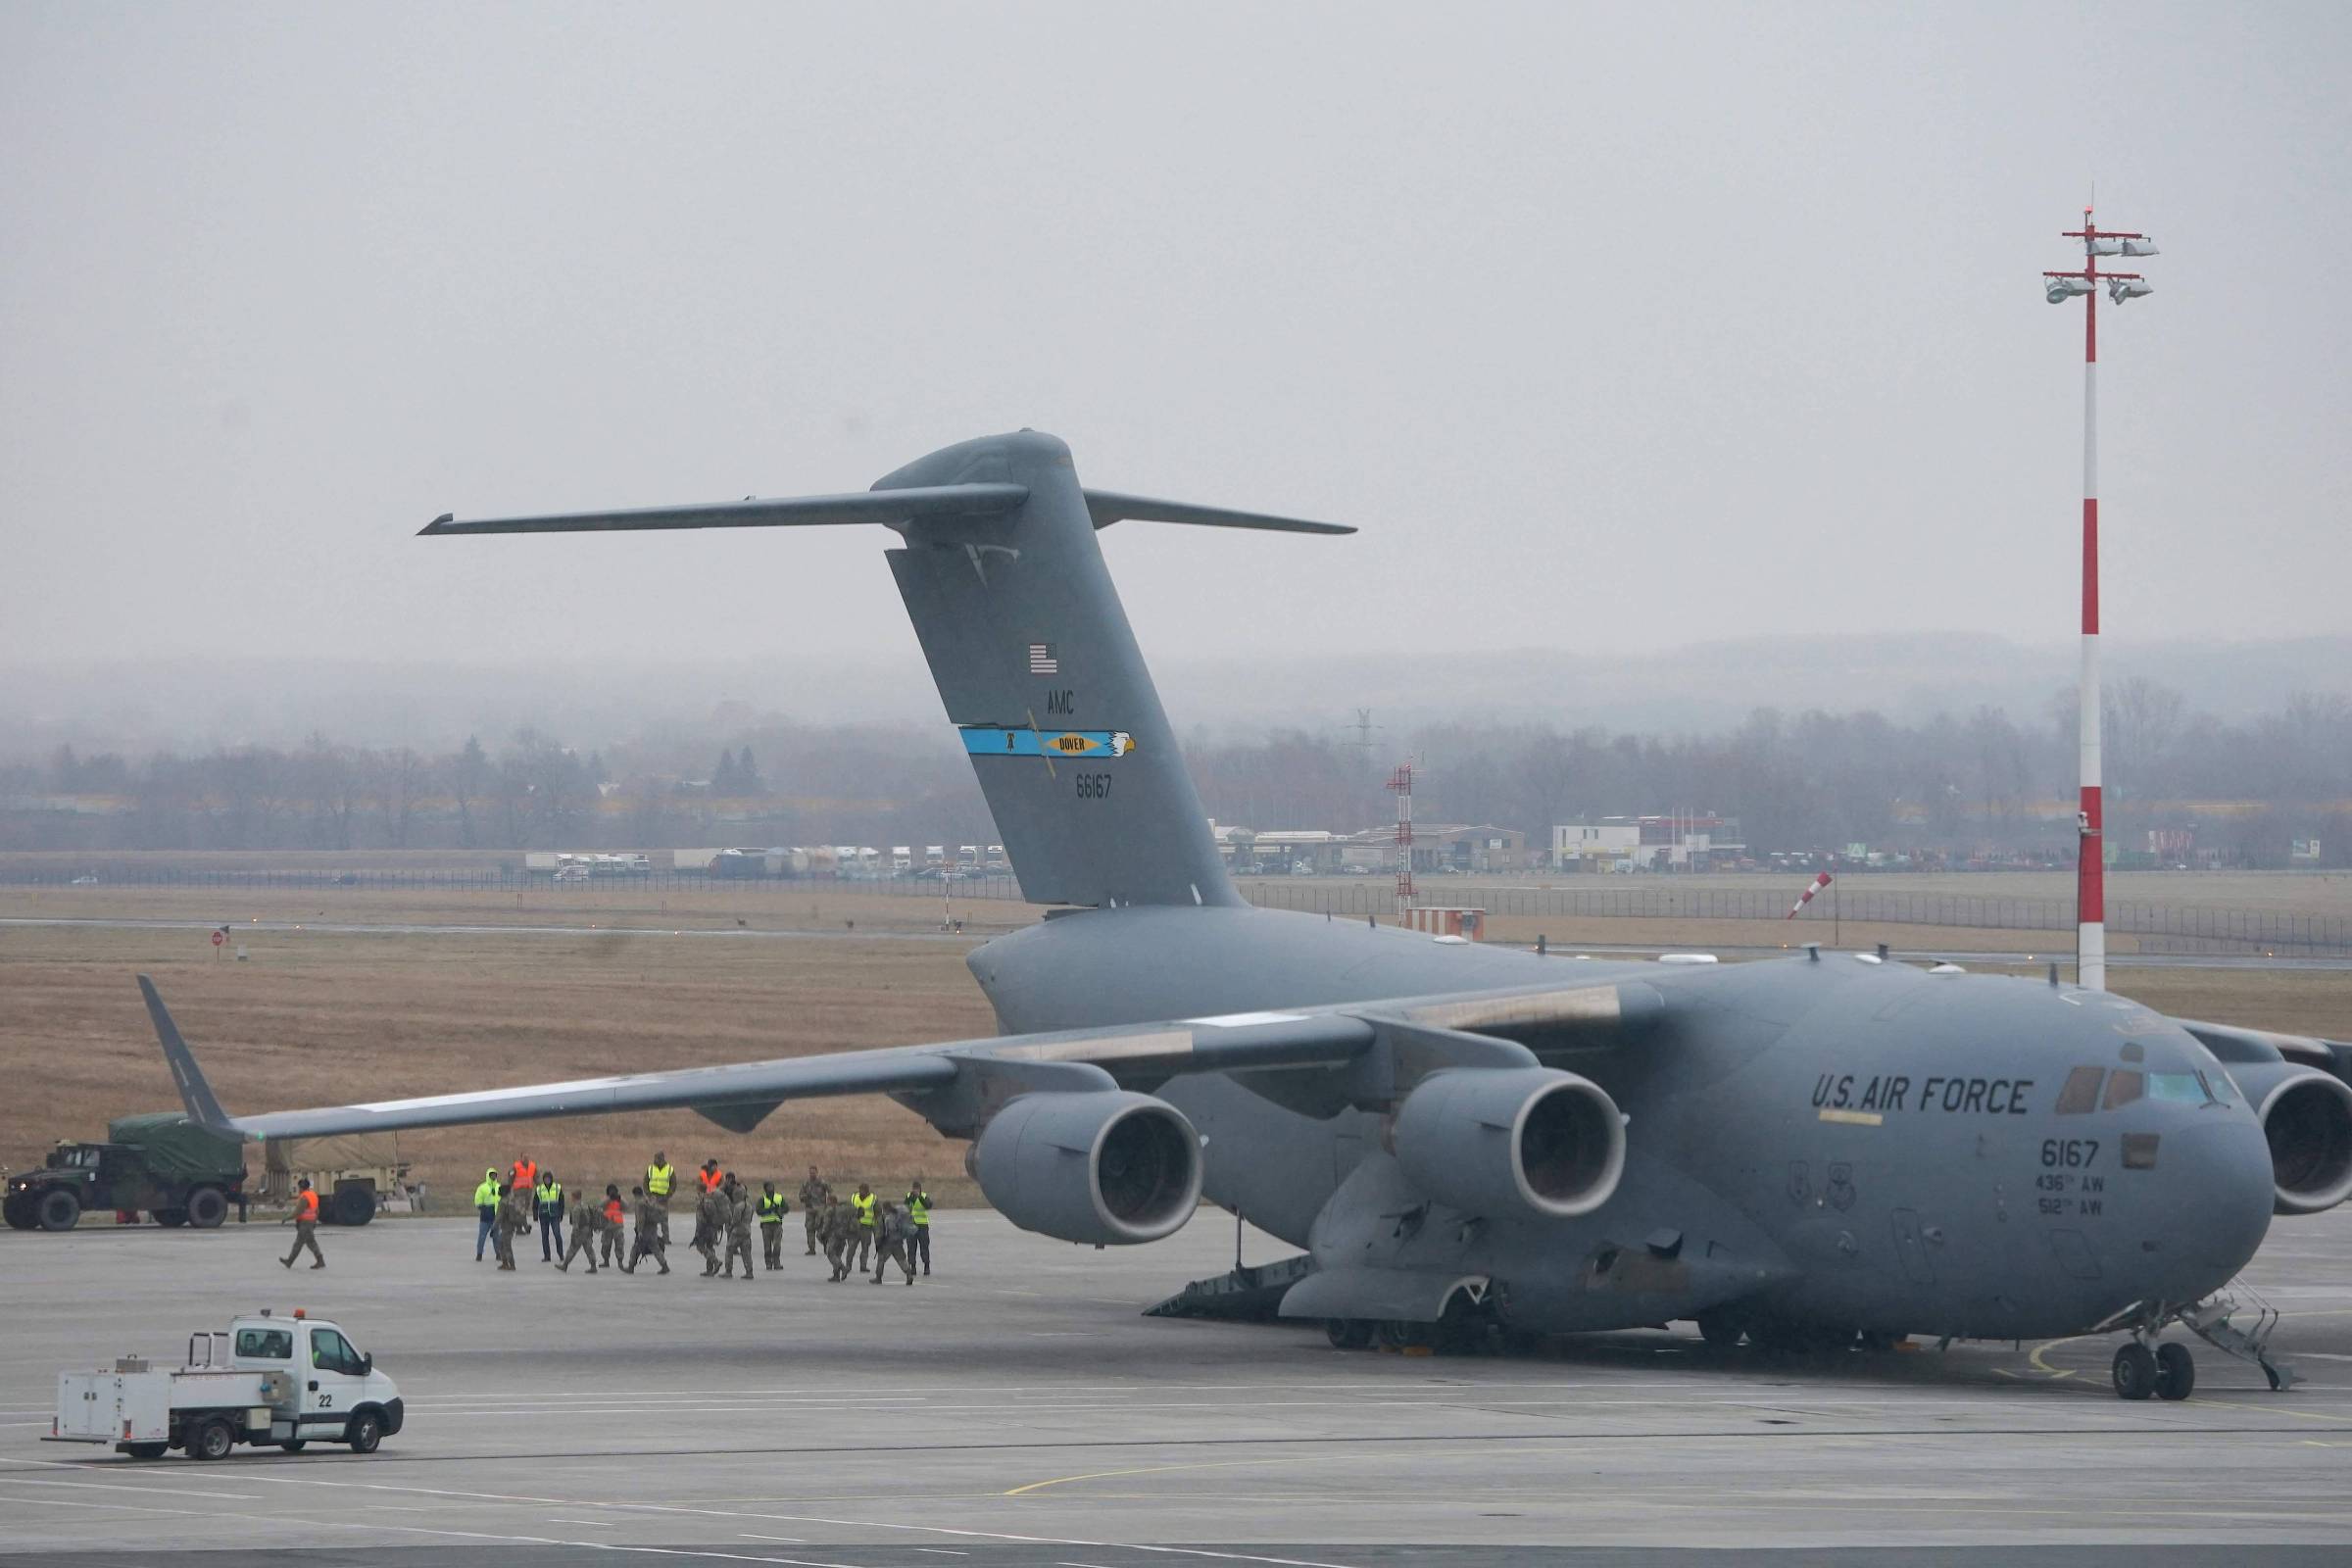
[2155,1116,2275,1298]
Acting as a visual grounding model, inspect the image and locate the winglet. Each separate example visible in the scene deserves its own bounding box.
[136,975,234,1131]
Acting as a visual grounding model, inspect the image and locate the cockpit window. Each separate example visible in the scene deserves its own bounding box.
[2146,1071,2212,1105]
[2201,1070,2238,1106]
[2055,1066,2105,1115]
[2103,1069,2144,1110]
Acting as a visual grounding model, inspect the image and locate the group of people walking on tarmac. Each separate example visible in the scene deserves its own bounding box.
[466,1150,934,1285]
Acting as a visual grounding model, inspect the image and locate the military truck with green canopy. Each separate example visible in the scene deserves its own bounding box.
[3,1114,248,1232]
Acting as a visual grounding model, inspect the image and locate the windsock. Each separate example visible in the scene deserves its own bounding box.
[1786,871,1832,919]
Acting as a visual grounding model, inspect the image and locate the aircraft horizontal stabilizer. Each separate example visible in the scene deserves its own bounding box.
[418,483,1029,536]
[1081,490,1356,534]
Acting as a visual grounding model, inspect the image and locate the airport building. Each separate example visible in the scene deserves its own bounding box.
[1552,814,1743,871]
[1215,823,1529,875]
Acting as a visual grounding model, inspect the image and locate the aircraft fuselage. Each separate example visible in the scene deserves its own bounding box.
[973,905,2276,1341]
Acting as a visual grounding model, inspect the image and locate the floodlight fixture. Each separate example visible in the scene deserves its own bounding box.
[2108,277,2153,305]
[2120,237,2160,257]
[2086,237,2126,256]
[2046,276,2092,302]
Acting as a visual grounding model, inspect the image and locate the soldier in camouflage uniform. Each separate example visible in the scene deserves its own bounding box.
[821,1198,855,1282]
[721,1175,756,1281]
[797,1165,831,1256]
[625,1185,669,1275]
[694,1181,726,1276]
[558,1186,602,1272]
[493,1182,532,1271]
[871,1200,916,1285]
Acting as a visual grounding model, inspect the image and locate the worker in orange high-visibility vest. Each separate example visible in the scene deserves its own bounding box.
[511,1154,537,1196]
[600,1187,627,1267]
[697,1159,722,1196]
[279,1178,324,1269]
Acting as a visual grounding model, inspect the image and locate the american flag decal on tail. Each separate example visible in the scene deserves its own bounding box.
[1028,643,1058,675]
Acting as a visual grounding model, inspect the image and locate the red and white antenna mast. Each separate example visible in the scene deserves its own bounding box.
[2042,206,2157,991]
[1387,763,1415,912]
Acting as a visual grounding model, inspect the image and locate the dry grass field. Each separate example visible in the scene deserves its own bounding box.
[0,910,1004,1211]
[3,877,2344,1216]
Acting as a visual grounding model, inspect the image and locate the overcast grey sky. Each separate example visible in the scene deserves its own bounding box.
[5,4,2347,715]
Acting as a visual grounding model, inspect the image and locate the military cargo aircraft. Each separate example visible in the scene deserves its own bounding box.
[139,430,2352,1400]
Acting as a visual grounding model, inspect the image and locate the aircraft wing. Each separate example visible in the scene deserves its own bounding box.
[134,974,1658,1143]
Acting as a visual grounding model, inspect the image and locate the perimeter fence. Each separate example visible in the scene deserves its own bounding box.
[1238,880,2351,955]
[2,862,2342,954]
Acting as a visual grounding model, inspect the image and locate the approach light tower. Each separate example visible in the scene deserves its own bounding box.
[2042,208,2157,992]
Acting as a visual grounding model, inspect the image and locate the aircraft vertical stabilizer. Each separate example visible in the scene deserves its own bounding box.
[419,429,1354,908]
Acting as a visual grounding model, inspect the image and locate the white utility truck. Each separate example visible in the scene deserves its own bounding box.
[51,1308,403,1460]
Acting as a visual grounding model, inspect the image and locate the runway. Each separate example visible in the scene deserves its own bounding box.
[4,1210,2351,1562]
[3,917,2344,970]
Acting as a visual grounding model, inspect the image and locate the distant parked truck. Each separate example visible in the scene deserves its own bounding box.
[261,1134,414,1226]
[3,1114,247,1232]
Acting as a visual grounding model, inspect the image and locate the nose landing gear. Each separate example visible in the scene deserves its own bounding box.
[2111,1337,2198,1400]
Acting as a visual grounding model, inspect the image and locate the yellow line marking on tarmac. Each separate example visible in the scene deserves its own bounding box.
[2026,1334,2090,1379]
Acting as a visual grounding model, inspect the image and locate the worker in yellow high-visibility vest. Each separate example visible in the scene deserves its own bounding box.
[472,1168,501,1260]
[645,1152,676,1242]
[905,1177,932,1277]
[850,1183,877,1274]
[757,1182,788,1269]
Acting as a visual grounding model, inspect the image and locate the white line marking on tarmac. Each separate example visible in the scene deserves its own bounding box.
[739,1535,809,1544]
[606,1548,862,1567]
[612,1506,1365,1568]
[0,1476,261,1500]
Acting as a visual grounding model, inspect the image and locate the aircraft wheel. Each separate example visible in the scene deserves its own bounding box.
[1377,1320,1430,1351]
[2154,1343,2196,1401]
[2112,1342,2158,1401]
[36,1189,81,1233]
[1695,1311,1745,1349]
[1325,1318,1373,1350]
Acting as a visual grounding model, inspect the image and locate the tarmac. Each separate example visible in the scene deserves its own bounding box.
[4,1209,2351,1564]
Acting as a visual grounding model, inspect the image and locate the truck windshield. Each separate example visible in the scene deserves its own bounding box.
[309,1327,365,1375]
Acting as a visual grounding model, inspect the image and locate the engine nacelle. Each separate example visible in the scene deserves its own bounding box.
[968,1090,1202,1245]
[1390,1066,1626,1220]
[2238,1065,2352,1216]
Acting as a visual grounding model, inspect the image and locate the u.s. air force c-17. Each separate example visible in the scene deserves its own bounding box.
[137,430,2352,1400]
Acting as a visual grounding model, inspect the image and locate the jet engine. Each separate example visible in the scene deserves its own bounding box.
[1390,1066,1626,1219]
[967,1089,1203,1245]
[2242,1067,2352,1216]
